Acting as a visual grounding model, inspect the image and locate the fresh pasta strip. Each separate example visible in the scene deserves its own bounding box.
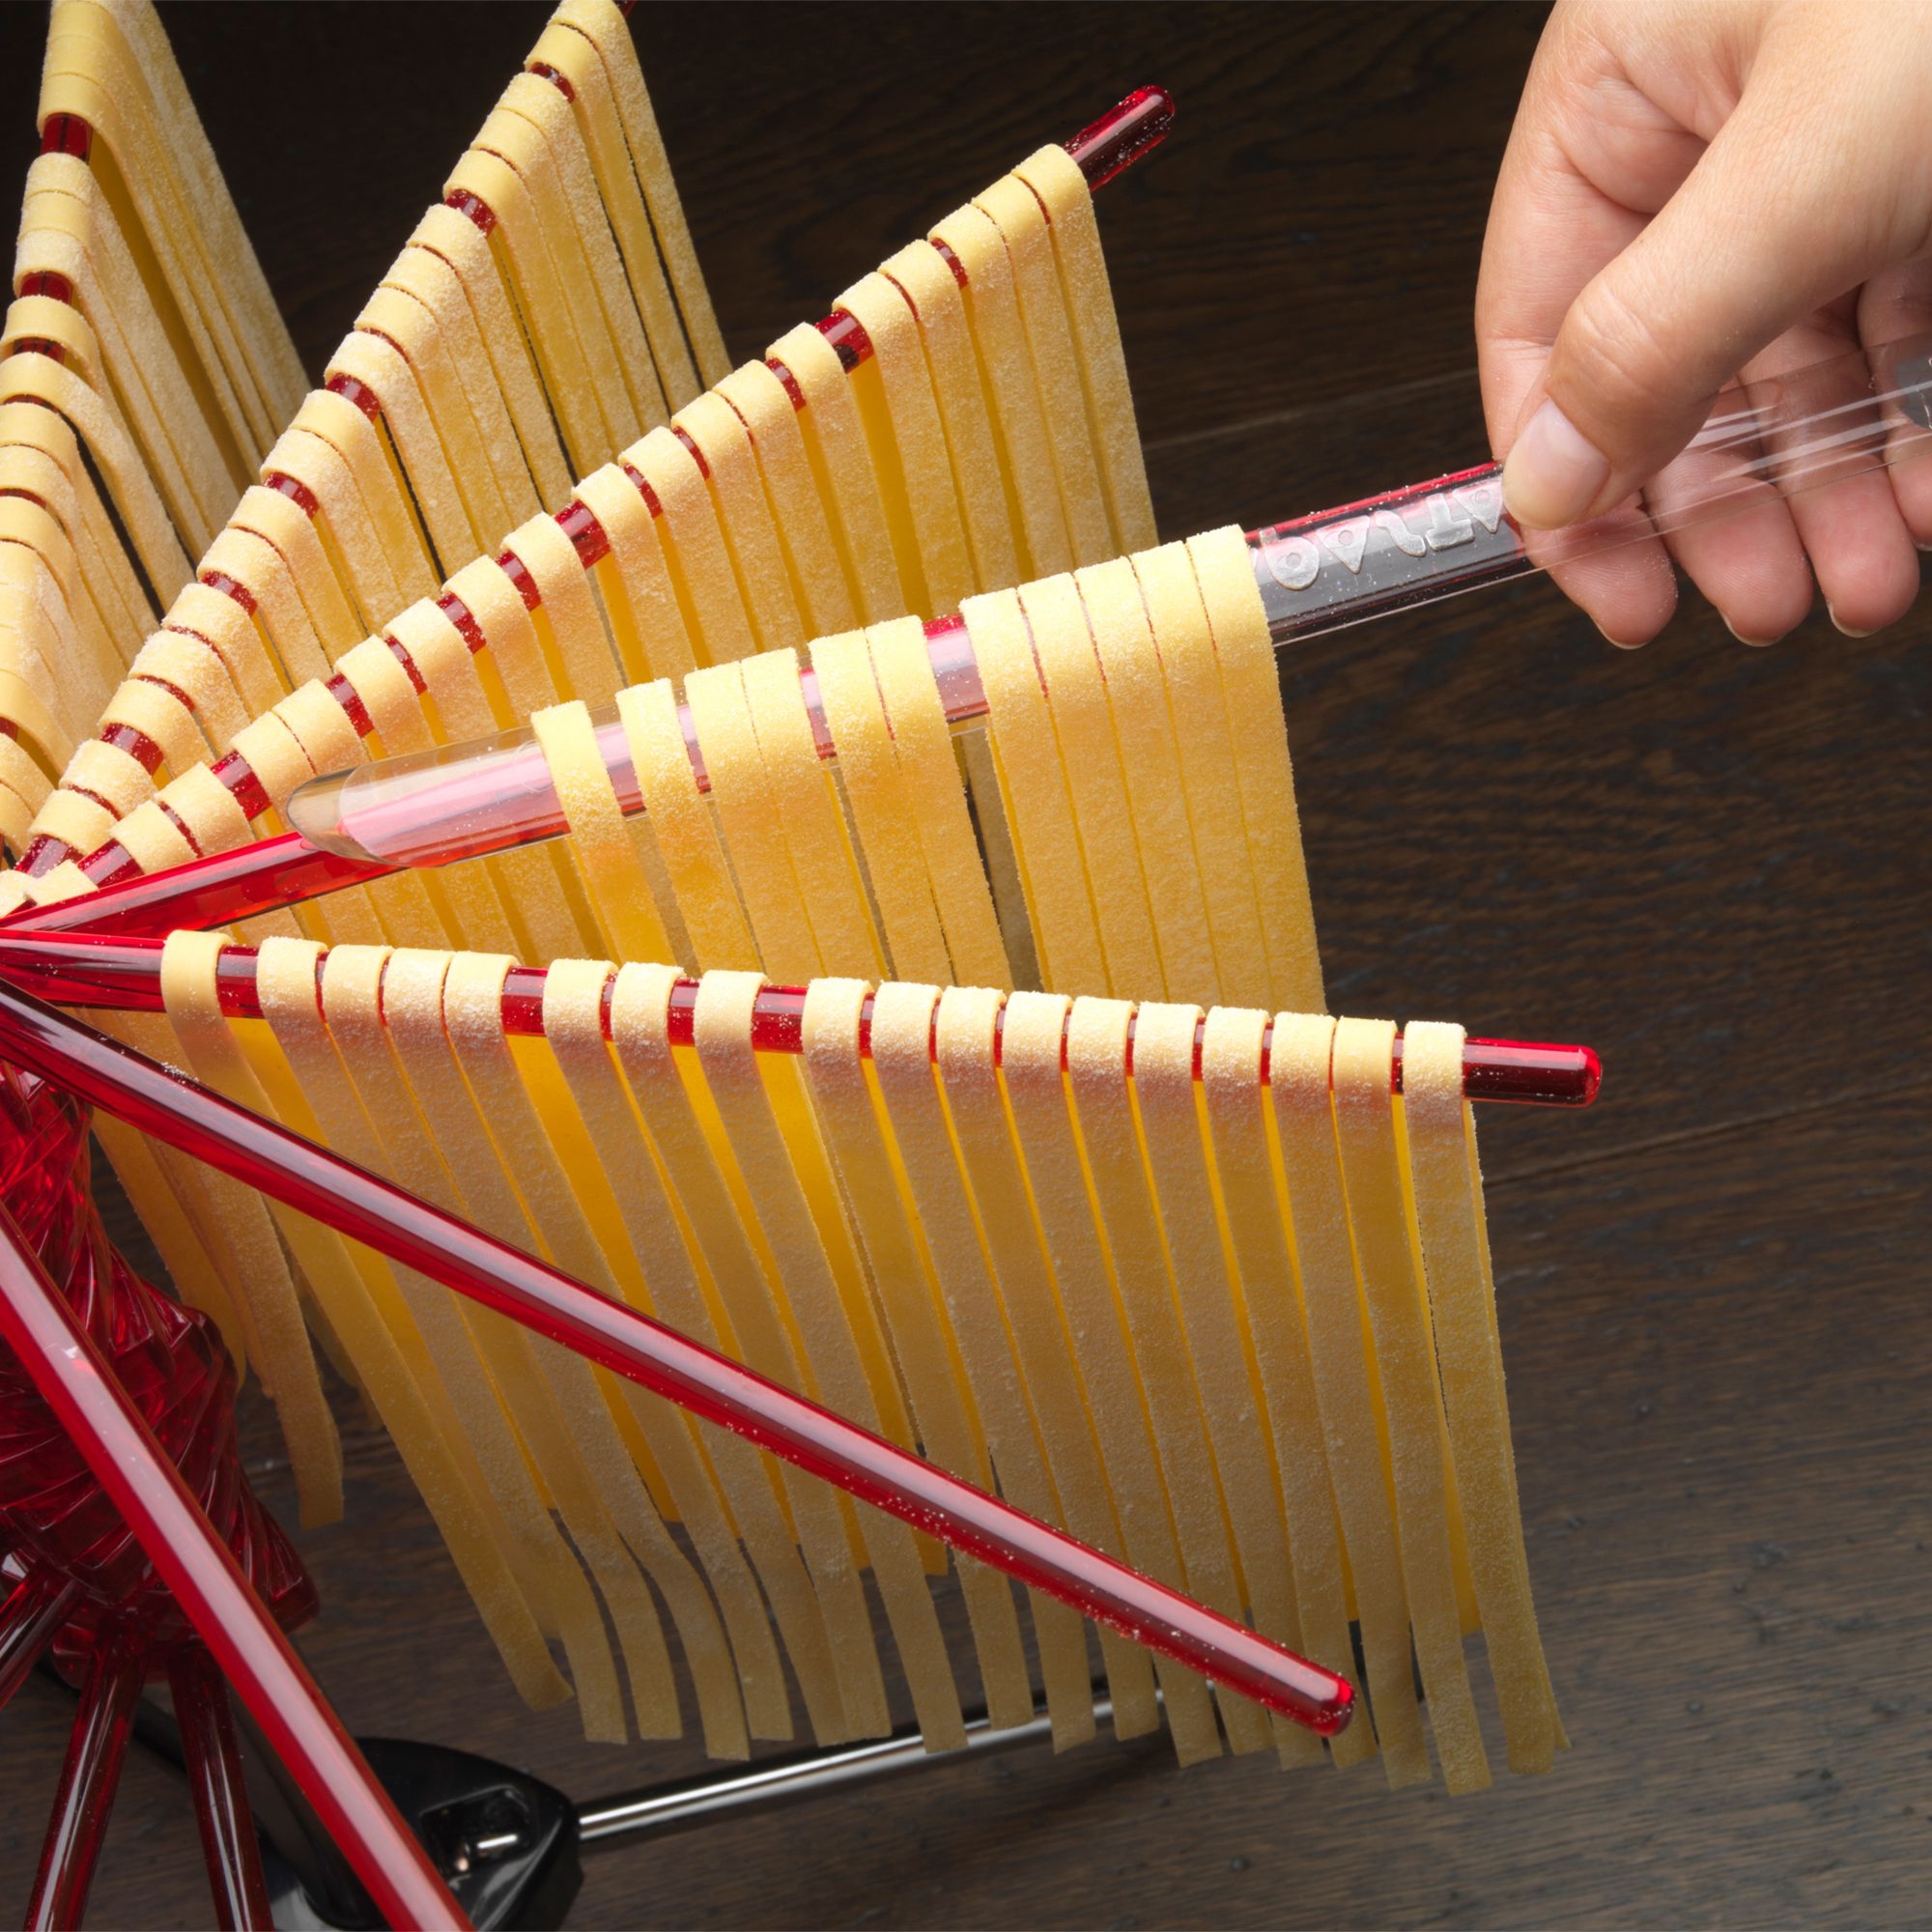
[1074,557,1218,1004]
[933,986,1158,1740]
[238,936,573,1713]
[695,971,962,1748]
[867,980,1096,1752]
[966,585,1106,995]
[573,463,694,683]
[928,203,1071,582]
[156,935,343,1528]
[866,619,1011,990]
[1186,527,1322,1013]
[1011,146,1156,554]
[1330,1018,1491,1793]
[740,647,881,978]
[1018,573,1161,997]
[1268,1012,1428,1786]
[292,387,439,611]
[880,242,1017,595]
[972,176,1111,566]
[999,991,1223,1765]
[798,979,1036,1727]
[532,699,673,963]
[1129,541,1271,1008]
[715,360,854,639]
[615,678,755,968]
[766,322,904,626]
[1403,1023,1567,1775]
[501,511,622,708]
[837,271,973,615]
[629,426,755,665]
[608,963,855,1746]
[540,960,794,1744]
[356,285,509,555]
[554,0,729,388]
[1063,996,1269,1755]
[683,659,818,981]
[1198,1007,1371,1770]
[378,948,629,1744]
[1131,1003,1309,1759]
[676,391,805,658]
[808,630,951,982]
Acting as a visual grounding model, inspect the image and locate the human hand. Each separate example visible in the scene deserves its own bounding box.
[1476,0,1932,645]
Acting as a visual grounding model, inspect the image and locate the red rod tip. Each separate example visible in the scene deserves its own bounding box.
[1065,84,1175,190]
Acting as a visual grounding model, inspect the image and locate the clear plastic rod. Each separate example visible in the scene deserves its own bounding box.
[275,331,1932,879]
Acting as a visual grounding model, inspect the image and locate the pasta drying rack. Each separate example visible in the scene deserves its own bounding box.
[0,84,1607,1932]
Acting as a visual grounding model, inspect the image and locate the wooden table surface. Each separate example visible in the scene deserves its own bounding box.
[2,5,1927,1925]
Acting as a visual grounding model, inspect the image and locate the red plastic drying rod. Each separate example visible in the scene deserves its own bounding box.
[12,84,1176,877]
[0,930,1601,1109]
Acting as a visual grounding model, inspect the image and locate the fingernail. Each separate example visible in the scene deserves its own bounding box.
[1827,605,1877,639]
[1503,399,1610,529]
[1722,617,1779,648]
[1594,621,1645,651]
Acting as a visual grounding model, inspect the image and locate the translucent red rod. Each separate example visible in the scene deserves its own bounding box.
[0,931,1602,1107]
[171,1644,274,1932]
[0,977,1356,1739]
[14,85,1174,877]
[0,1197,469,1932]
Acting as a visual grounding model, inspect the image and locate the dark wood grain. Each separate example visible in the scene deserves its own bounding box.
[1,3,1927,1926]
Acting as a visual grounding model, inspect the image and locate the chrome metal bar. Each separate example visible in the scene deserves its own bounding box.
[574,1694,1111,1850]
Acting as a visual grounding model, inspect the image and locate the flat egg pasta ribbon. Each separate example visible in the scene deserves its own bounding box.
[1198,1006,1374,1770]
[867,980,1096,1752]
[765,322,904,626]
[675,390,805,659]
[573,463,696,684]
[996,990,1223,1765]
[1186,528,1323,1014]
[932,985,1159,1741]
[966,585,1106,996]
[607,961,853,1745]
[798,978,1037,1729]
[835,272,971,615]
[1128,540,1271,1009]
[372,947,631,1743]
[688,972,893,1740]
[879,242,1018,597]
[1011,145,1157,555]
[533,699,674,965]
[971,177,1111,568]
[500,509,623,709]
[156,934,343,1530]
[693,970,965,1750]
[1018,573,1162,998]
[1063,994,1269,1754]
[539,959,795,1745]
[1074,556,1218,1005]
[1130,1001,1309,1759]
[614,677,757,969]
[246,936,573,1714]
[628,425,755,665]
[1267,1011,1428,1786]
[867,618,1013,990]
[739,646,882,979]
[715,360,855,639]
[809,629,952,982]
[433,949,707,1742]
[1401,1022,1567,1775]
[1329,1017,1491,1792]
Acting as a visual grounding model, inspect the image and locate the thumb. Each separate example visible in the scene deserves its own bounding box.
[1501,74,1915,529]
